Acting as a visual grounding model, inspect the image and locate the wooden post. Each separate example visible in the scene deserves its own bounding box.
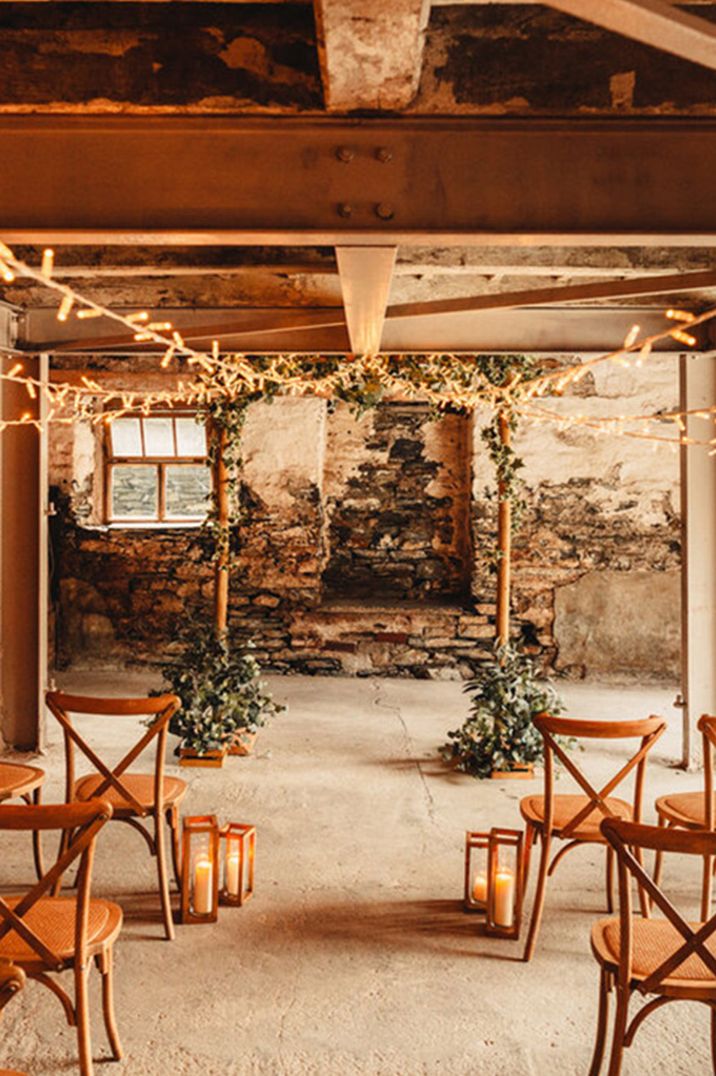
[213,422,229,637]
[496,411,511,648]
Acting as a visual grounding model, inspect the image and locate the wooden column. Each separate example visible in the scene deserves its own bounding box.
[0,354,46,749]
[213,423,229,637]
[496,411,511,648]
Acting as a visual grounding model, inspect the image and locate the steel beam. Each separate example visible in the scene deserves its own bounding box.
[2,118,716,245]
[23,305,707,355]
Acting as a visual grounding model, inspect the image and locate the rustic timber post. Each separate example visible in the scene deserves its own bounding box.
[213,422,230,637]
[496,410,511,648]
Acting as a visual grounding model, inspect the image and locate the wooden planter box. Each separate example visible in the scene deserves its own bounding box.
[490,763,534,780]
[227,731,257,757]
[179,747,228,768]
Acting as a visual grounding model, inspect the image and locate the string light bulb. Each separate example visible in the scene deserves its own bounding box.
[41,248,54,277]
[57,295,74,322]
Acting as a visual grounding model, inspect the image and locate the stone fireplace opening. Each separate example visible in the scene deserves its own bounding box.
[322,402,473,603]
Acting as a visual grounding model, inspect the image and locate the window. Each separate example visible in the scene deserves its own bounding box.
[105,414,211,523]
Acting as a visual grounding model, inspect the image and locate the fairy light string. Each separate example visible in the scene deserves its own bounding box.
[1,240,716,449]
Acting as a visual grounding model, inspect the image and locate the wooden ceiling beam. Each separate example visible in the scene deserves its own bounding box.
[543,0,716,73]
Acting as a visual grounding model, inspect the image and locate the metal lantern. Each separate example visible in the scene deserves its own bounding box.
[180,815,220,924]
[463,830,490,912]
[485,827,524,941]
[219,822,256,907]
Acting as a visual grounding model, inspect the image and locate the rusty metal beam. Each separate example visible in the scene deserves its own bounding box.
[2,117,716,246]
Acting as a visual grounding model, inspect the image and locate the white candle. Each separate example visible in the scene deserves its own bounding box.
[226,850,240,897]
[472,872,487,904]
[194,856,213,915]
[493,868,515,928]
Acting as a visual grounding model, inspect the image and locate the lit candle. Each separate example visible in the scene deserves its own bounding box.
[472,872,487,904]
[226,850,240,897]
[194,855,213,915]
[493,868,515,929]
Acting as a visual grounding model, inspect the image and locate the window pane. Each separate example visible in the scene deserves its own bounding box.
[165,464,211,519]
[111,465,158,519]
[143,417,175,456]
[110,417,142,457]
[175,417,207,457]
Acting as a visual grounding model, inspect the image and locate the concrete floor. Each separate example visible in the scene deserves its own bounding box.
[0,673,712,1075]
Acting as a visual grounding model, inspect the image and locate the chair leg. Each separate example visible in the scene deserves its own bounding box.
[702,853,713,923]
[710,1005,716,1074]
[74,962,94,1076]
[155,810,175,941]
[522,823,535,898]
[167,806,182,890]
[588,967,611,1076]
[95,948,123,1061]
[606,986,630,1076]
[522,829,551,963]
[606,846,615,915]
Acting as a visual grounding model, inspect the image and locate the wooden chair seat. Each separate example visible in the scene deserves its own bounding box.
[0,763,44,801]
[520,794,633,839]
[75,773,187,814]
[0,896,122,971]
[592,916,716,991]
[655,791,713,829]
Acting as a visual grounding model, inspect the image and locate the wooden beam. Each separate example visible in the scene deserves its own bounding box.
[315,0,429,111]
[385,269,716,324]
[2,117,716,245]
[336,247,396,355]
[544,0,716,72]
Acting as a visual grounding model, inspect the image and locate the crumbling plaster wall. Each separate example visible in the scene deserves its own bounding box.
[50,358,680,682]
[471,355,680,680]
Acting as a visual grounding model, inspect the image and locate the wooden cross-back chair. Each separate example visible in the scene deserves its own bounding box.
[654,714,716,921]
[521,713,666,963]
[0,799,122,1076]
[590,818,716,1075]
[46,691,184,941]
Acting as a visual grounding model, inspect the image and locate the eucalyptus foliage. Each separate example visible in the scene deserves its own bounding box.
[441,645,564,778]
[157,628,284,755]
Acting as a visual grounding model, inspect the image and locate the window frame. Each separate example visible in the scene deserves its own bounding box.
[103,411,211,525]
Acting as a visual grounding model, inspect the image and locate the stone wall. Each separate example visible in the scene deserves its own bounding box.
[50,357,681,682]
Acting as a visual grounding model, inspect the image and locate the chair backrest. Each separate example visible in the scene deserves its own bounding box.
[0,800,112,973]
[45,692,180,817]
[698,715,716,831]
[534,713,666,839]
[602,817,716,994]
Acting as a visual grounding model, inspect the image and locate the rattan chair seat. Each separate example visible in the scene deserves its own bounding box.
[74,773,187,813]
[0,762,44,801]
[0,896,122,968]
[520,794,633,839]
[655,791,715,828]
[592,915,716,988]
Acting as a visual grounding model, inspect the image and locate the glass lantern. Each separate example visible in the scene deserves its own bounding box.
[463,830,490,912]
[220,822,256,907]
[180,815,220,924]
[485,827,524,940]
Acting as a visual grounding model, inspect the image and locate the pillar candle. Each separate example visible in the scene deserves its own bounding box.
[226,850,240,897]
[194,855,213,915]
[472,872,487,904]
[493,868,515,928]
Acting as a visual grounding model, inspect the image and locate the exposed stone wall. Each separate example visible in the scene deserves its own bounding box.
[50,357,681,682]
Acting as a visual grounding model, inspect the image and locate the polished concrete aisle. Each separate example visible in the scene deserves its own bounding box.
[0,674,708,1075]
